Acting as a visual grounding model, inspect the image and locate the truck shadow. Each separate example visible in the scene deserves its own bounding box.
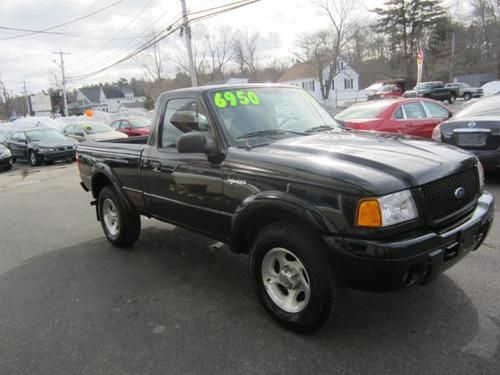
[0,226,491,374]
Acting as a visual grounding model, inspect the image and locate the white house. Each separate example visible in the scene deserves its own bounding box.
[278,60,362,105]
[74,86,146,114]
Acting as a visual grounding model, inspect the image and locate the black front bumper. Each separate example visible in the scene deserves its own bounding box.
[0,156,12,169]
[324,192,495,292]
[38,149,75,162]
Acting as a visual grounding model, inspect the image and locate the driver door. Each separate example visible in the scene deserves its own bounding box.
[9,132,28,159]
[142,96,228,238]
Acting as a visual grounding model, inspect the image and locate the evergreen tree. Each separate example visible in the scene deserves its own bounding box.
[373,0,445,79]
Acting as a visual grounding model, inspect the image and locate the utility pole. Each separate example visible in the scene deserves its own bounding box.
[52,51,71,116]
[180,0,198,87]
[449,31,456,83]
[22,81,30,116]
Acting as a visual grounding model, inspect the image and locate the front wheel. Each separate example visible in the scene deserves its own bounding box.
[29,151,40,166]
[448,95,456,104]
[98,185,141,247]
[463,92,472,101]
[249,221,342,333]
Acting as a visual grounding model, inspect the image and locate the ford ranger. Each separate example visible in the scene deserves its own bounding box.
[77,84,495,332]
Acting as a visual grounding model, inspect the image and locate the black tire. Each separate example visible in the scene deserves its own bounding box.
[463,92,472,101]
[249,221,342,333]
[98,185,141,248]
[29,150,40,166]
[11,157,16,163]
[448,94,456,104]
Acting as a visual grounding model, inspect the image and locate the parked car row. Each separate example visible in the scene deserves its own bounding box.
[0,116,151,169]
[365,79,485,104]
[335,94,500,172]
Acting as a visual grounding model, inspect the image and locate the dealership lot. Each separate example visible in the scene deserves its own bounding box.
[0,162,498,374]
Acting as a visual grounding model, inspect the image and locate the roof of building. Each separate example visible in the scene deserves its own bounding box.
[79,87,102,103]
[102,86,125,99]
[277,63,317,82]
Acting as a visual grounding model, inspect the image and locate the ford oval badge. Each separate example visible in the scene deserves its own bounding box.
[455,187,466,199]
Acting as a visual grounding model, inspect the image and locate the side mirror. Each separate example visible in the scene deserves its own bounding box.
[176,132,218,157]
[75,131,85,137]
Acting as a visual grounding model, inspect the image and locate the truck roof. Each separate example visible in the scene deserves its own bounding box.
[159,83,296,96]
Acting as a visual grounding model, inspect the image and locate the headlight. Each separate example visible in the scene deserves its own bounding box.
[38,147,56,153]
[432,124,442,142]
[0,149,11,158]
[356,190,418,228]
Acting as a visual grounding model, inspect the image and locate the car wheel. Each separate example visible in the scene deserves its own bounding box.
[11,157,16,163]
[98,185,141,248]
[29,150,40,166]
[463,92,472,101]
[249,221,342,333]
[448,95,456,104]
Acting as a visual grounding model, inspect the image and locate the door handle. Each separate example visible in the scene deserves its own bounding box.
[406,123,414,127]
[151,161,161,172]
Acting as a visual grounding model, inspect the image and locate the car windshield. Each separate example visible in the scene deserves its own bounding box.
[380,85,396,92]
[453,96,500,119]
[209,87,342,145]
[335,101,392,120]
[364,83,383,91]
[414,83,432,90]
[25,128,66,141]
[77,122,113,134]
[129,118,151,128]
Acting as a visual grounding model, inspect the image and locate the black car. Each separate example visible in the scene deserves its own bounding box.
[432,95,500,171]
[0,144,12,171]
[5,127,77,166]
[404,81,458,104]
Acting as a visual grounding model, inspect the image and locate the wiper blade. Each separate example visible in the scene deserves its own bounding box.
[236,129,305,139]
[304,125,338,133]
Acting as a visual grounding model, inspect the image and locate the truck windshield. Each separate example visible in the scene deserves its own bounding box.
[208,87,341,144]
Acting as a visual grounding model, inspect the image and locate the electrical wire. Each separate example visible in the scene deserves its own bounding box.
[67,0,262,81]
[0,0,126,41]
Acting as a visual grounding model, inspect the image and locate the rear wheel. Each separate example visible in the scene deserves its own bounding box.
[463,92,472,101]
[98,185,141,247]
[448,94,456,104]
[249,221,341,333]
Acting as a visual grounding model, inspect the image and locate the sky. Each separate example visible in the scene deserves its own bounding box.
[0,0,470,95]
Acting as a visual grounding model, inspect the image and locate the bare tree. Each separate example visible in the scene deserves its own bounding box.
[296,1,360,100]
[0,76,11,120]
[232,31,260,76]
[138,33,166,92]
[471,0,500,75]
[204,28,234,81]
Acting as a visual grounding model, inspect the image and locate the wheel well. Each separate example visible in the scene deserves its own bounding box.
[231,207,320,254]
[91,173,112,199]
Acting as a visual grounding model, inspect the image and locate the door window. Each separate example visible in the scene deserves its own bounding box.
[402,103,427,119]
[161,98,211,148]
[424,102,449,118]
[393,107,404,119]
[120,121,130,129]
[110,121,120,129]
[12,132,26,142]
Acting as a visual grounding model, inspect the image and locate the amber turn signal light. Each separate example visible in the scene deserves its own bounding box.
[356,199,382,228]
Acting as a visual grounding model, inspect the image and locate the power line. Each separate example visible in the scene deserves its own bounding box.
[0,0,126,41]
[0,25,152,41]
[67,0,262,81]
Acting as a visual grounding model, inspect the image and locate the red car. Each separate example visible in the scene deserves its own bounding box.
[335,98,451,139]
[109,117,151,137]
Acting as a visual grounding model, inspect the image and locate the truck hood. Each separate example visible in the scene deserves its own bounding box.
[239,130,477,196]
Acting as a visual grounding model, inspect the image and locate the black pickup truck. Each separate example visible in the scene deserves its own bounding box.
[404,81,459,104]
[77,84,494,332]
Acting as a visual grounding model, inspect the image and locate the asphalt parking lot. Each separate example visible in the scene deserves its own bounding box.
[0,160,499,375]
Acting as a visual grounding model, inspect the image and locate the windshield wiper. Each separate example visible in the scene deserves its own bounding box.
[304,125,339,133]
[236,129,305,139]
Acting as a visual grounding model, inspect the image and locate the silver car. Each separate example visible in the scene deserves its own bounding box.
[63,122,128,142]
